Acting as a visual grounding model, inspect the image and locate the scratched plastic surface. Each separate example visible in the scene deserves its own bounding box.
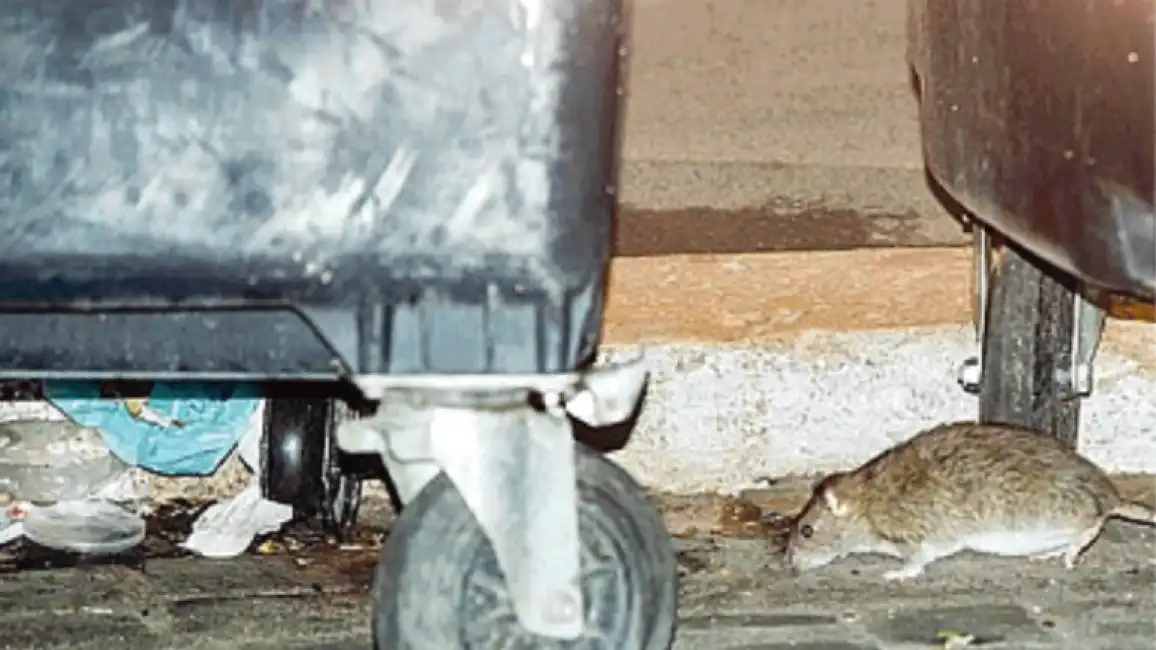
[908,0,1155,297]
[0,0,624,297]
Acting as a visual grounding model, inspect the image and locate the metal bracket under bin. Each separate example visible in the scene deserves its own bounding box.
[336,359,649,639]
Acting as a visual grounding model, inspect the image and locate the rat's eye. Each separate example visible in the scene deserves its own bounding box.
[798,524,814,538]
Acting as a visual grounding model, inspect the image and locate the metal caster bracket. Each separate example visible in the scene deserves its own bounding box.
[334,359,649,640]
[957,225,1107,399]
[1060,295,1106,399]
[957,226,992,394]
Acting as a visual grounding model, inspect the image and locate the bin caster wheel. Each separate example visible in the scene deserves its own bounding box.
[978,244,1081,446]
[372,443,677,649]
[261,397,362,538]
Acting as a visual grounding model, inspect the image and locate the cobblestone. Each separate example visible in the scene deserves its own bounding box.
[675,525,1156,650]
[0,613,157,649]
[0,523,1151,648]
[680,613,839,630]
[721,638,873,643]
[867,603,1044,645]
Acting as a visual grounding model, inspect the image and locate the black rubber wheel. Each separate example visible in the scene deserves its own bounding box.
[261,397,362,538]
[978,243,1080,446]
[372,443,677,650]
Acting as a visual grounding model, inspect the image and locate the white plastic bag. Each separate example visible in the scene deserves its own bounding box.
[0,419,128,502]
[0,419,146,555]
[181,418,293,558]
[40,381,291,558]
[0,390,295,559]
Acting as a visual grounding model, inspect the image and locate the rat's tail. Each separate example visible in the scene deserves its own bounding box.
[1110,501,1156,524]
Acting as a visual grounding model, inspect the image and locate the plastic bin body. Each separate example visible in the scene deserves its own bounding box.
[908,0,1155,299]
[0,0,626,380]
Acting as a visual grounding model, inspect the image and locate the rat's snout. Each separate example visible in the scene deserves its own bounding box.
[783,544,836,573]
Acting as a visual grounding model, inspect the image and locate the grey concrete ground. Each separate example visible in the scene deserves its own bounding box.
[676,522,1156,650]
[1,519,1152,649]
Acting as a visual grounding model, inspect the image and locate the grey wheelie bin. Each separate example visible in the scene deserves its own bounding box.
[908,0,1154,445]
[0,0,678,647]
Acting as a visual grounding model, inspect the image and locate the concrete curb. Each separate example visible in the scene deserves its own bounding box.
[605,324,1156,494]
[127,321,1156,504]
[0,320,1150,506]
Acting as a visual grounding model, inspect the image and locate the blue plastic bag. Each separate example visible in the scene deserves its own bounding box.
[42,381,262,477]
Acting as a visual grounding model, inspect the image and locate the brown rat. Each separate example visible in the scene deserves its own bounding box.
[784,420,1156,581]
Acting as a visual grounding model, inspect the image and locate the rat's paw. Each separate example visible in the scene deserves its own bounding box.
[1062,526,1101,569]
[1027,548,1065,564]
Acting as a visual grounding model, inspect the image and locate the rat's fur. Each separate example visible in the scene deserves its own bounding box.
[784,421,1156,580]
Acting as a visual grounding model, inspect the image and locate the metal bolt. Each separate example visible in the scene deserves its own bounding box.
[540,391,565,412]
[957,357,982,394]
[1055,363,1094,399]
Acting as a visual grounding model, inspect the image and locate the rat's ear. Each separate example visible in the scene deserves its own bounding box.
[813,472,850,517]
[821,485,850,517]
